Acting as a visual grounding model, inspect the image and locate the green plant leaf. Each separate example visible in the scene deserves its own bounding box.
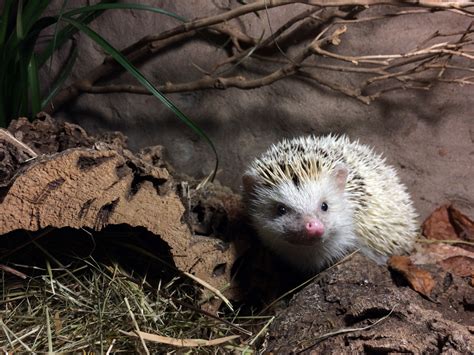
[37,1,113,67]
[60,16,218,180]
[0,0,15,46]
[37,1,185,68]
[15,0,24,40]
[15,54,29,117]
[42,44,78,109]
[63,3,186,22]
[28,54,41,116]
[21,0,50,36]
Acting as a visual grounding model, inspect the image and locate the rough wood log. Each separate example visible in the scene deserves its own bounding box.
[263,253,474,353]
[0,115,237,299]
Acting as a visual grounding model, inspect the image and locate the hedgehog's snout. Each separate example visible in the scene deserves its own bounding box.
[305,218,324,238]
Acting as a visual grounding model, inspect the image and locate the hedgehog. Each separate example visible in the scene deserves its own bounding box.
[242,134,418,272]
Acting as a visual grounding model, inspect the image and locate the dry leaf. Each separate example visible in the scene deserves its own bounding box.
[122,330,239,347]
[411,243,474,264]
[439,256,474,277]
[448,205,474,242]
[410,243,474,278]
[422,204,474,242]
[388,256,436,297]
[422,205,459,241]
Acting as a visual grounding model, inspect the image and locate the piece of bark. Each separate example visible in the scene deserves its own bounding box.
[0,129,37,187]
[263,253,474,353]
[7,113,95,154]
[0,116,239,297]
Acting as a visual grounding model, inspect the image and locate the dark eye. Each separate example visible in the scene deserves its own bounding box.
[276,204,287,216]
[321,202,328,212]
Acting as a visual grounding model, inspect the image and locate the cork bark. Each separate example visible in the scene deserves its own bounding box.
[0,115,237,296]
[263,253,474,353]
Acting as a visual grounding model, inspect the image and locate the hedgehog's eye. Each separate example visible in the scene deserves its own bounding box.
[321,202,328,212]
[276,204,287,216]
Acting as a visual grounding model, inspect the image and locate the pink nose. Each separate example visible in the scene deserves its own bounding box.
[305,219,325,237]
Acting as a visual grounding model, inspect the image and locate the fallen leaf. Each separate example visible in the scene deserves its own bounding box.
[448,205,474,242]
[411,243,474,265]
[411,242,474,278]
[121,330,239,347]
[422,205,459,241]
[388,256,436,297]
[439,256,474,277]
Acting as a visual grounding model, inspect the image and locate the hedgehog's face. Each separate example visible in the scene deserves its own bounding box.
[244,165,355,249]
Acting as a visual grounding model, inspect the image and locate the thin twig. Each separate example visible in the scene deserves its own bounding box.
[124,297,150,355]
[184,271,234,312]
[296,304,398,353]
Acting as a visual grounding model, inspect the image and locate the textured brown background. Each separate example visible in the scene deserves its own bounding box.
[42,0,474,221]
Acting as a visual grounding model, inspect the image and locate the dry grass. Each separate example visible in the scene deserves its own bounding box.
[0,228,255,353]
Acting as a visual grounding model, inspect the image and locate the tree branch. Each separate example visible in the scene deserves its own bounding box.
[44,1,474,113]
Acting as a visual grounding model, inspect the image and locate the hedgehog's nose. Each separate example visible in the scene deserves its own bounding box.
[305,219,325,237]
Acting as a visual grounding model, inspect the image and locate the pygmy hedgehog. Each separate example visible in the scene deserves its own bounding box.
[242,135,418,272]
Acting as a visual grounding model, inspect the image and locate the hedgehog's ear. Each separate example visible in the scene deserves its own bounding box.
[333,164,348,192]
[242,174,258,196]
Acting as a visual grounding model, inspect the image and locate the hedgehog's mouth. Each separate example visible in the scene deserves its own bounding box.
[284,233,322,246]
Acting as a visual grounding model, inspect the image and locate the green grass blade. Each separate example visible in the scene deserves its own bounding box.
[38,2,185,68]
[61,16,218,180]
[19,58,30,117]
[63,3,186,22]
[21,0,50,35]
[37,1,113,67]
[27,54,41,117]
[0,0,15,46]
[14,56,29,117]
[15,0,24,40]
[42,45,78,109]
[50,0,70,63]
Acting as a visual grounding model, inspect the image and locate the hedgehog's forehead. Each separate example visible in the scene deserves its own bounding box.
[253,152,335,188]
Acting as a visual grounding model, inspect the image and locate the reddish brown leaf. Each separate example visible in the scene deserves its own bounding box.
[448,205,474,242]
[388,256,436,297]
[422,205,459,241]
[439,256,474,277]
[411,243,474,264]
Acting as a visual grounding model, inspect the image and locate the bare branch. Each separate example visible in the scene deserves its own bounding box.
[298,70,371,104]
[45,1,474,114]
[211,7,323,73]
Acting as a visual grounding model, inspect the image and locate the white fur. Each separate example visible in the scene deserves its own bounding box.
[250,176,357,272]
